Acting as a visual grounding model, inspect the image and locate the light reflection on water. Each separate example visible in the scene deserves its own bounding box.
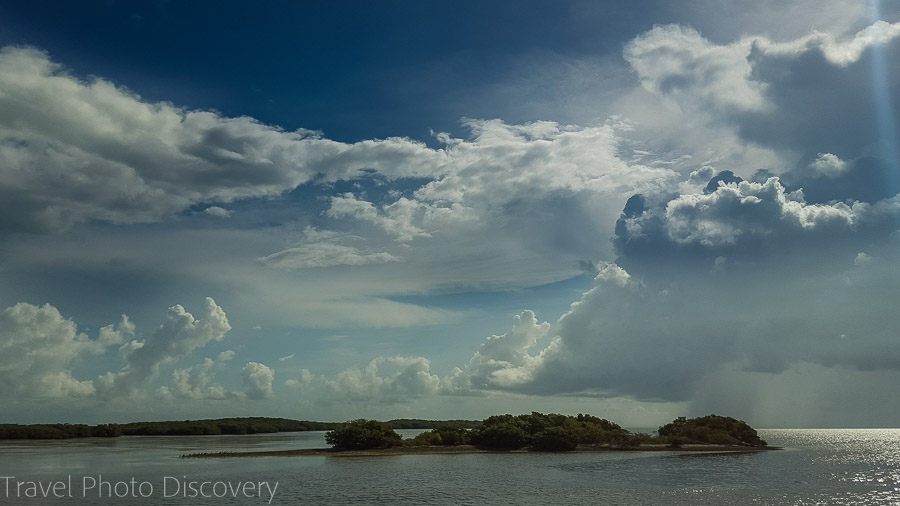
[0,429,898,504]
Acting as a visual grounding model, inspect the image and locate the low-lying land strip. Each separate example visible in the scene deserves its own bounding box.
[181,443,778,459]
[0,417,480,439]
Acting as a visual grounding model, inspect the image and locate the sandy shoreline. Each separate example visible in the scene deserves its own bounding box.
[181,444,778,459]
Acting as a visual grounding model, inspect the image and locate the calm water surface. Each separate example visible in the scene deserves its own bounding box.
[1,429,898,504]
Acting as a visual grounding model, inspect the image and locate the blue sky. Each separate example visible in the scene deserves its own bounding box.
[2,1,629,140]
[1,1,900,427]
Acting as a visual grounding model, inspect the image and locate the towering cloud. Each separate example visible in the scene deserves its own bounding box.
[97,298,231,397]
[464,310,554,390]
[486,172,900,404]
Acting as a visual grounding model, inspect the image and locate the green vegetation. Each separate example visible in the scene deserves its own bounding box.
[120,417,339,436]
[394,412,645,452]
[0,417,480,440]
[467,412,633,451]
[0,418,339,440]
[404,431,443,446]
[0,423,122,440]
[530,426,578,451]
[400,425,474,447]
[470,421,529,450]
[657,415,767,447]
[324,419,403,449]
[387,412,767,452]
[430,425,471,445]
[1,413,767,452]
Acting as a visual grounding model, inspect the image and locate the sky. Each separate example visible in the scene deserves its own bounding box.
[1,0,899,428]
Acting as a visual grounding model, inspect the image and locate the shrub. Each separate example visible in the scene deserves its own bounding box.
[667,436,686,448]
[325,419,403,449]
[404,431,441,447]
[470,423,528,450]
[531,427,578,451]
[658,415,766,446]
[609,432,643,448]
[432,426,470,445]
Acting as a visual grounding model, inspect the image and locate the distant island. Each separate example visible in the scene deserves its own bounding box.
[181,413,774,458]
[0,417,480,440]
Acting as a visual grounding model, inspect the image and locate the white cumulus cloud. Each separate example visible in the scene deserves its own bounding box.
[311,356,441,404]
[242,362,275,400]
[98,297,231,397]
[0,46,445,233]
[0,303,131,398]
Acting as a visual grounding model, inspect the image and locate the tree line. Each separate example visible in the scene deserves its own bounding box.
[0,417,480,440]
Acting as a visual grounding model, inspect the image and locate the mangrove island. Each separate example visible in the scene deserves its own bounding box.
[180,412,774,458]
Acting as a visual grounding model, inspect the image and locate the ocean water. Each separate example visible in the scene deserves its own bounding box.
[1,429,898,504]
